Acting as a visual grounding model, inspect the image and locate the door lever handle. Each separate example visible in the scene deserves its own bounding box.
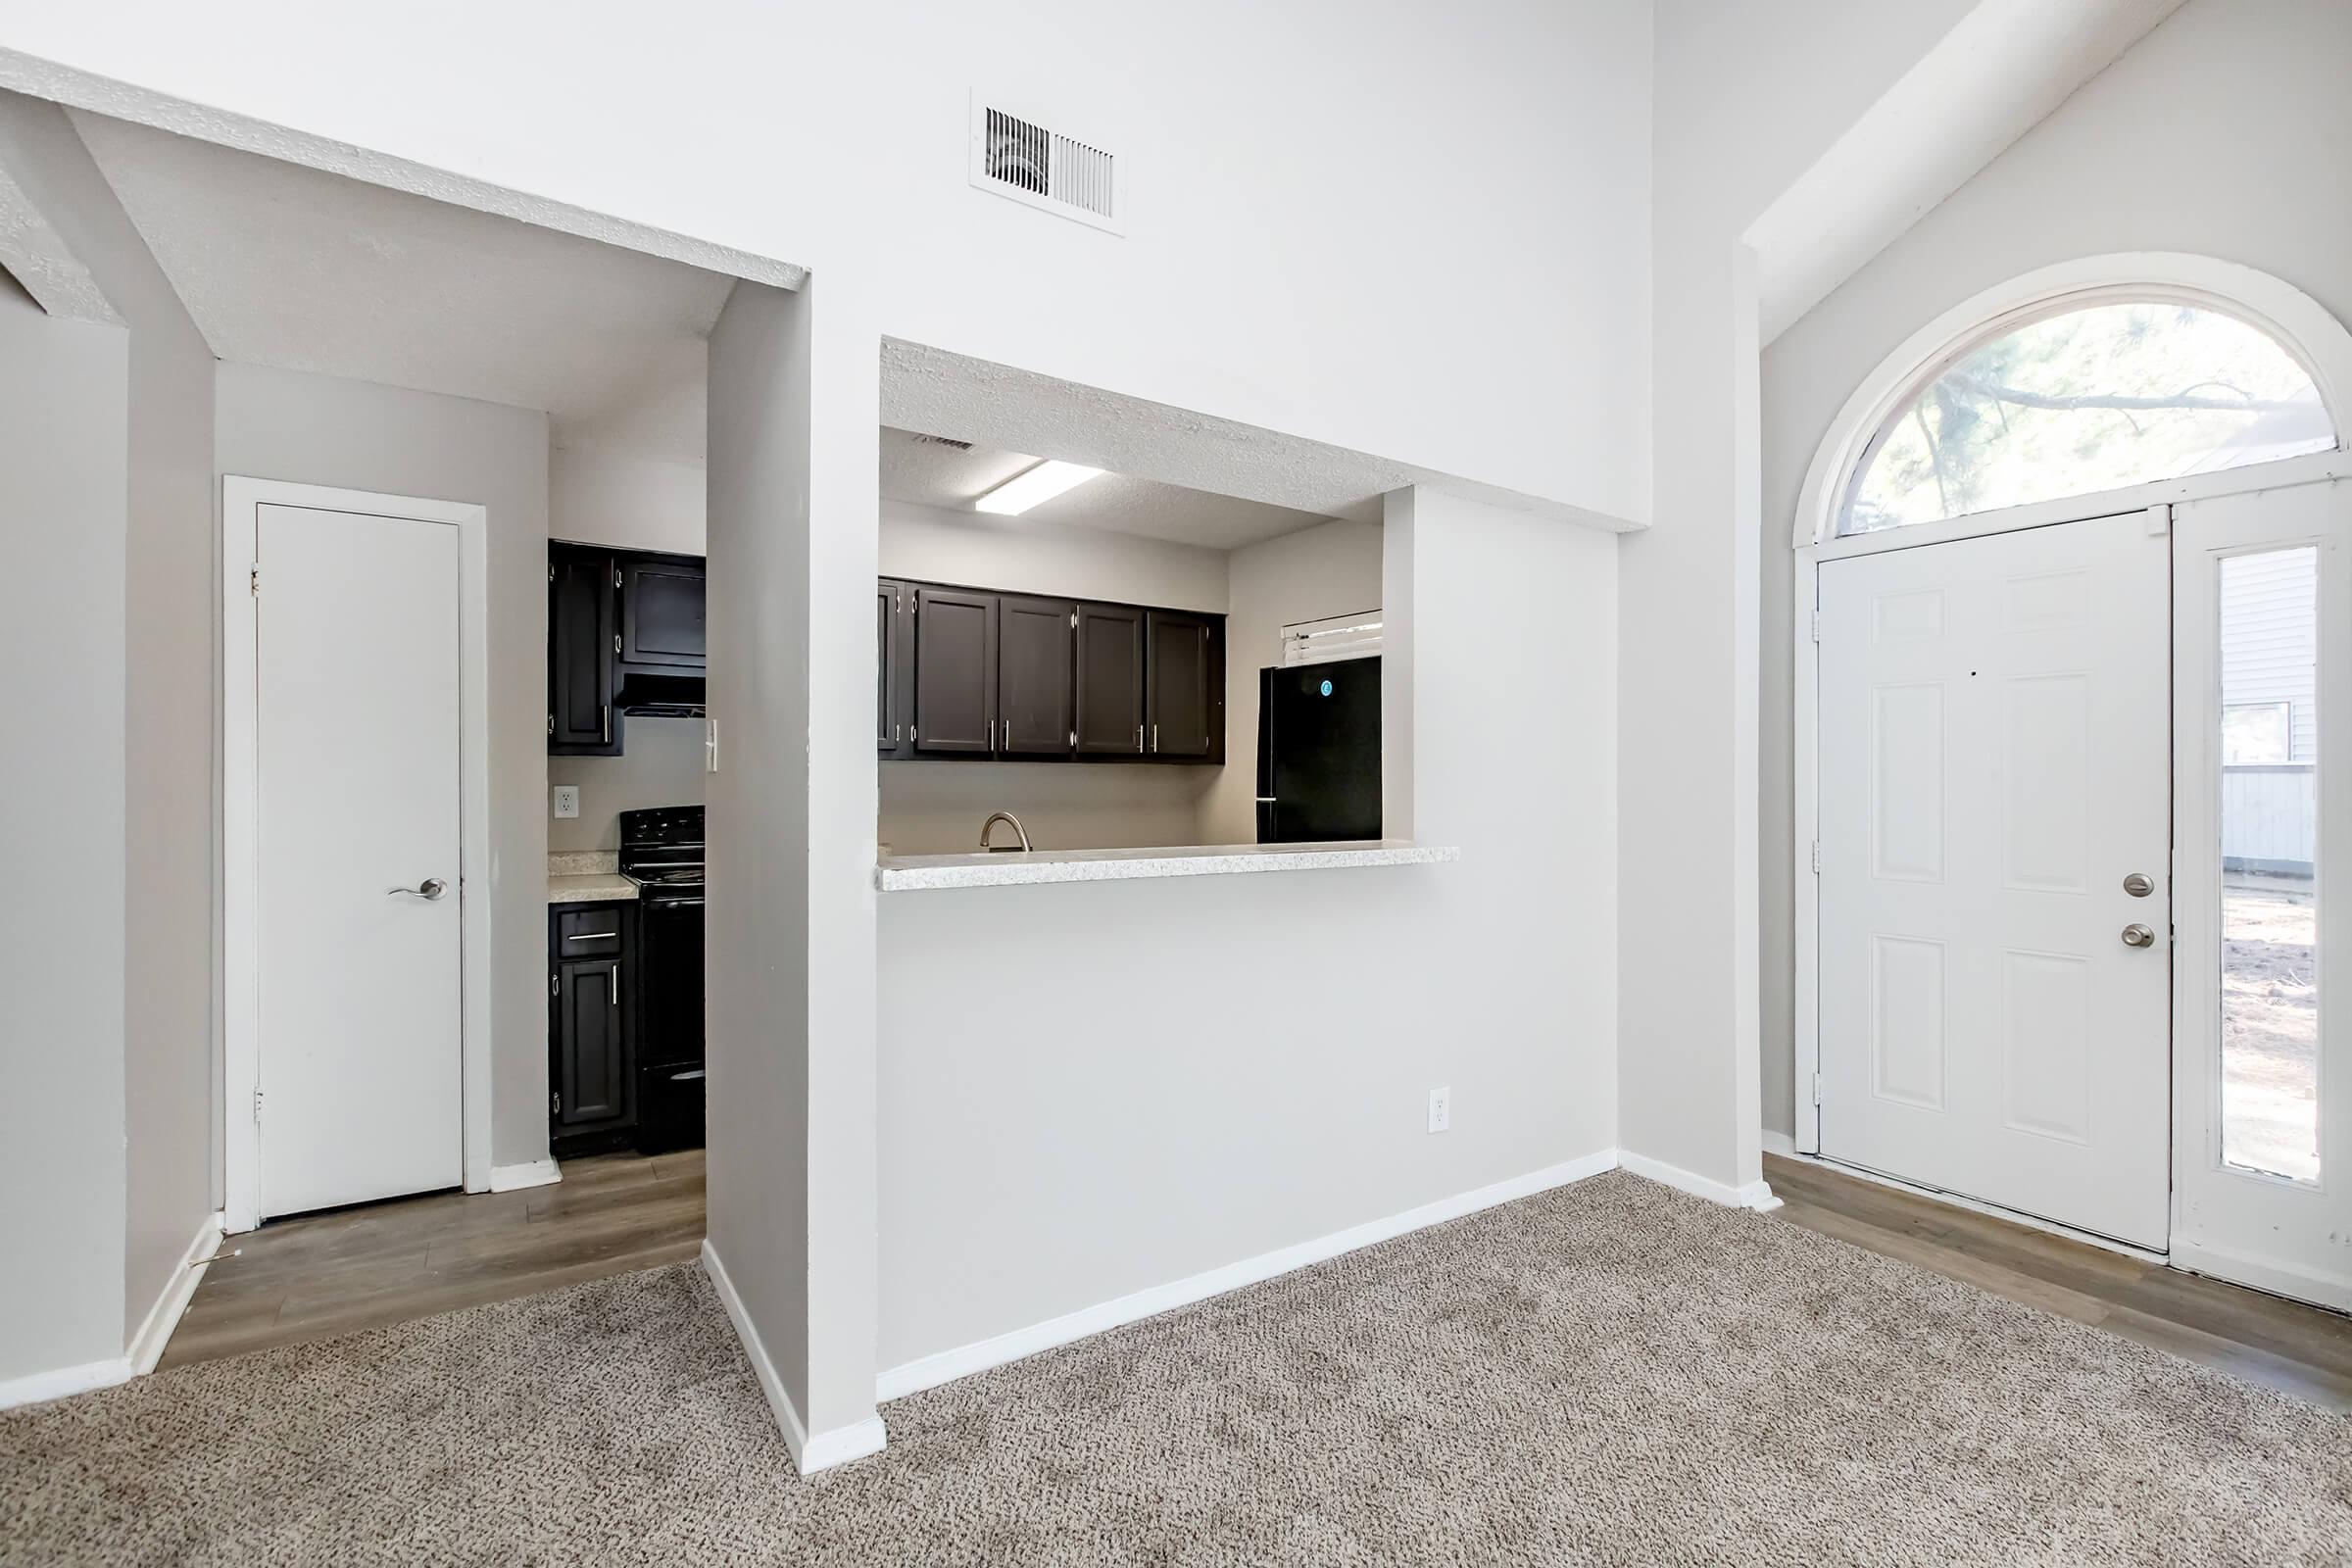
[387,877,448,901]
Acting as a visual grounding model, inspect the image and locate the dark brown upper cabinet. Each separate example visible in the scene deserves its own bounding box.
[880,576,1220,764]
[1147,609,1217,760]
[913,587,999,755]
[618,555,706,668]
[1075,602,1147,756]
[877,579,913,757]
[999,596,1077,759]
[550,545,619,756]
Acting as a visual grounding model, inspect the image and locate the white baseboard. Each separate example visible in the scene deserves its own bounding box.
[875,1147,1623,1402]
[0,1356,131,1411]
[1760,1129,1797,1158]
[127,1210,225,1374]
[489,1158,562,1193]
[701,1240,887,1475]
[1617,1149,1782,1212]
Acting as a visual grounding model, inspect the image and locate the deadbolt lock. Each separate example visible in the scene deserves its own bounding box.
[2123,872,2155,898]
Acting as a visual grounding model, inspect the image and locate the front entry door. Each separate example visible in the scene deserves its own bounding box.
[255,503,464,1218]
[1817,509,2172,1249]
[2173,482,2351,1309]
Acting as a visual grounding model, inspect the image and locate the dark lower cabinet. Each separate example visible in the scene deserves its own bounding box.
[550,547,618,755]
[551,902,634,1152]
[1075,603,1146,756]
[999,595,1076,758]
[914,587,998,754]
[1147,609,1216,760]
[619,556,707,667]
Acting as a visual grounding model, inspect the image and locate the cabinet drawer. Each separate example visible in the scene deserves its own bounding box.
[555,906,625,956]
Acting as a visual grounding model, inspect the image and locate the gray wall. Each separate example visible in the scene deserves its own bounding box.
[0,273,130,1382]
[878,489,1617,1370]
[0,89,215,1382]
[1757,0,2352,1137]
[1203,518,1387,846]
[548,719,707,853]
[215,362,553,1167]
[705,278,817,1422]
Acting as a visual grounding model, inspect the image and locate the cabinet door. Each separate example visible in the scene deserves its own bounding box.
[1147,610,1214,759]
[913,587,997,755]
[555,956,629,1129]
[1075,603,1146,755]
[549,547,618,755]
[877,579,913,757]
[999,595,1075,759]
[618,556,706,668]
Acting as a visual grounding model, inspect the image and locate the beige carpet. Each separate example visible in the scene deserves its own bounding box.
[5,1171,2349,1566]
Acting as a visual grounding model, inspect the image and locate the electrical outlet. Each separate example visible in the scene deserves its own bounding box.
[1427,1086,1450,1134]
[551,785,580,819]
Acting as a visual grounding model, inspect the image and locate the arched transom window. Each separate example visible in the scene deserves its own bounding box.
[1841,297,2338,535]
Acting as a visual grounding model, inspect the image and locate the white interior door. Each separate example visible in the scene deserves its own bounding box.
[1816,509,2172,1249]
[2173,481,2351,1309]
[256,503,463,1218]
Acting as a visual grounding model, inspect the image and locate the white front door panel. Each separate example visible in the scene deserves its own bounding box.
[1817,511,2171,1249]
[256,504,463,1218]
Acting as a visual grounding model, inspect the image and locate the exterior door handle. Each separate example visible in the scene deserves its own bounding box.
[387,877,448,901]
[2121,923,2155,948]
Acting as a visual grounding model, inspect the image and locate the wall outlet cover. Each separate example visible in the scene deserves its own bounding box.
[551,785,580,819]
[1427,1087,1451,1134]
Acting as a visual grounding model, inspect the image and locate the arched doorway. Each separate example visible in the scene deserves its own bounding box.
[1789,254,2352,1307]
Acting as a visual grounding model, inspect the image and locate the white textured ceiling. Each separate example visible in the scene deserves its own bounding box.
[72,110,734,463]
[880,426,1345,551]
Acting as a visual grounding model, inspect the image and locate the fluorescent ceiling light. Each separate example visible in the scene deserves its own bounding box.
[973,460,1104,515]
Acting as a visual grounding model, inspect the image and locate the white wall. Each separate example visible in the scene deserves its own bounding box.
[551,443,705,558]
[878,487,1615,1370]
[1756,0,2352,1138]
[0,0,1655,523]
[215,362,553,1168]
[1619,1,1983,1194]
[1204,518,1386,846]
[548,443,710,854]
[0,88,214,1389]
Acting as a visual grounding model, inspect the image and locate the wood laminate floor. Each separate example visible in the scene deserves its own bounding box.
[161,1150,706,1368]
[1766,1152,2352,1410]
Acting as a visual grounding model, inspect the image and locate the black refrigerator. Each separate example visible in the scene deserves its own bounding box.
[1256,656,1381,844]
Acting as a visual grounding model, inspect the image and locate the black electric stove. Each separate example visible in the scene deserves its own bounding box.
[619,807,704,1152]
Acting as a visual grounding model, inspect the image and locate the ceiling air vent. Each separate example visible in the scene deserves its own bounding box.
[969,96,1124,235]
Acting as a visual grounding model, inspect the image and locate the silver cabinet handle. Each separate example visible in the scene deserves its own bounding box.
[1152,723,1159,753]
[611,967,618,1005]
[387,877,447,900]
[1135,723,1143,753]
[601,704,611,744]
[562,931,608,942]
[2122,923,2156,949]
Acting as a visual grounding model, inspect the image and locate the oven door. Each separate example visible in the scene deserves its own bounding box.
[635,892,705,1069]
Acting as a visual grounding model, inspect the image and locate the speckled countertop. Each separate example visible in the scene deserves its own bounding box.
[874,840,1457,892]
[548,851,639,905]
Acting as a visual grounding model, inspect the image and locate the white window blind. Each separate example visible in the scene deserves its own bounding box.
[1281,611,1383,667]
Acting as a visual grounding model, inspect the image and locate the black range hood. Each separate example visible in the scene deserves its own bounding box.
[615,667,706,718]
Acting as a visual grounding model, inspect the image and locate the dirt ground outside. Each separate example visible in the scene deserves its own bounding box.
[2222,870,2319,1183]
